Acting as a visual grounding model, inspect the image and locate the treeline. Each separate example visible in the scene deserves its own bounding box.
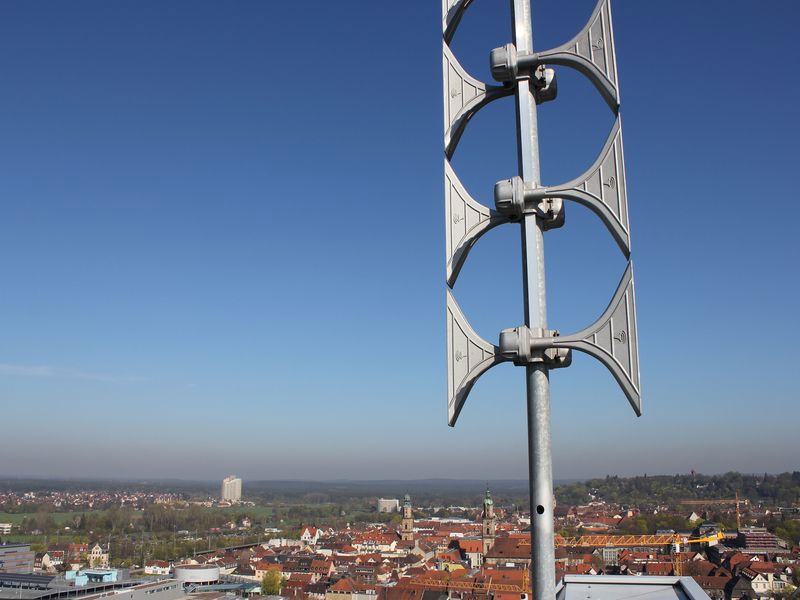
[0,478,209,495]
[11,502,404,537]
[16,505,253,535]
[2,500,141,515]
[555,472,800,507]
[2,478,533,506]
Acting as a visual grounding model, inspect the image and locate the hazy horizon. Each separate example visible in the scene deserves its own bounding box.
[1,470,794,486]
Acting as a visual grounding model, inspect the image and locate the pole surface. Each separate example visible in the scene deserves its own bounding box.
[510,0,556,598]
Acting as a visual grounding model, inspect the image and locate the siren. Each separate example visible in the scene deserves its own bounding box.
[499,263,641,415]
[490,0,620,112]
[441,0,641,429]
[494,117,632,257]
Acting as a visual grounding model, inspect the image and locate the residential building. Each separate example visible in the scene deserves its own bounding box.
[144,560,172,576]
[455,538,484,568]
[88,544,109,569]
[300,526,320,546]
[325,577,377,600]
[221,475,242,502]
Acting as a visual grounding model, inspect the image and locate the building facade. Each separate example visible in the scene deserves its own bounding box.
[88,544,109,569]
[377,499,400,513]
[0,544,35,574]
[221,475,242,502]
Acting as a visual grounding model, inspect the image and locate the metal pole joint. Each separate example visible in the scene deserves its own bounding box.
[499,326,572,367]
[495,177,565,229]
[491,44,557,104]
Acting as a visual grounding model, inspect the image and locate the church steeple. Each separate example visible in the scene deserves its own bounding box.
[401,494,414,541]
[482,488,496,554]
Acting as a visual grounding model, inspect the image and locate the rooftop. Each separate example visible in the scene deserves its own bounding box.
[557,575,711,600]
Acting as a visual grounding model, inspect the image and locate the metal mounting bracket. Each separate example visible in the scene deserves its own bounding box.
[499,326,572,368]
[494,175,565,230]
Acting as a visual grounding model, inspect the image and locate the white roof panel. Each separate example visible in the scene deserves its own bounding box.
[557,575,711,600]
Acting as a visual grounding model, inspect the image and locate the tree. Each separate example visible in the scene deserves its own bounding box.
[261,570,284,596]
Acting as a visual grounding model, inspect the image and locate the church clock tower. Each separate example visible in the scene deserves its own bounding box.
[401,494,414,541]
[482,489,496,555]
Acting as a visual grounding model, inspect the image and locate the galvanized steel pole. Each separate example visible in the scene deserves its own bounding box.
[510,0,557,598]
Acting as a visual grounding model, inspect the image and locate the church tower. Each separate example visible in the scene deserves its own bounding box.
[401,494,414,541]
[482,489,496,555]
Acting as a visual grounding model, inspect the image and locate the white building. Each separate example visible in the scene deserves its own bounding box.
[377,498,400,513]
[144,560,172,576]
[89,543,109,568]
[0,523,12,534]
[221,475,242,502]
[300,526,320,546]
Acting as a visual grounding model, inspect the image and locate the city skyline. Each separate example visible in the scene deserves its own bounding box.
[1,0,798,481]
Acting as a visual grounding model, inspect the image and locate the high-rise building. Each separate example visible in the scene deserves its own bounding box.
[221,475,242,502]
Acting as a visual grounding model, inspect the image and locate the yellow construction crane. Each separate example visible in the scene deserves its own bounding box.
[519,531,723,549]
[554,534,675,548]
[410,532,724,588]
[520,531,725,578]
[679,492,743,530]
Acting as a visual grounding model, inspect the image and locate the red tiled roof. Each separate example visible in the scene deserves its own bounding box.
[145,560,170,568]
[644,562,674,576]
[692,576,731,590]
[330,578,376,593]
[564,564,595,575]
[746,561,783,574]
[457,540,483,554]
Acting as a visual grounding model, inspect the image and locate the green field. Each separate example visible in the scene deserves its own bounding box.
[219,506,273,520]
[0,511,104,525]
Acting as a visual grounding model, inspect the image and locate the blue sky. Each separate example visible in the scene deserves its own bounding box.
[0,1,797,482]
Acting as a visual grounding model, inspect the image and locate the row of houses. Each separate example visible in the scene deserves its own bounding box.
[35,543,109,572]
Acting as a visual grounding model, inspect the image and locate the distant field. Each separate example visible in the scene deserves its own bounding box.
[0,507,277,528]
[0,512,26,524]
[219,506,273,519]
[0,511,104,525]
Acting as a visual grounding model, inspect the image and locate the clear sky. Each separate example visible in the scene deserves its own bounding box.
[1,1,797,482]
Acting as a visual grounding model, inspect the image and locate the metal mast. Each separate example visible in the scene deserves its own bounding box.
[442,0,640,597]
[509,0,556,596]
